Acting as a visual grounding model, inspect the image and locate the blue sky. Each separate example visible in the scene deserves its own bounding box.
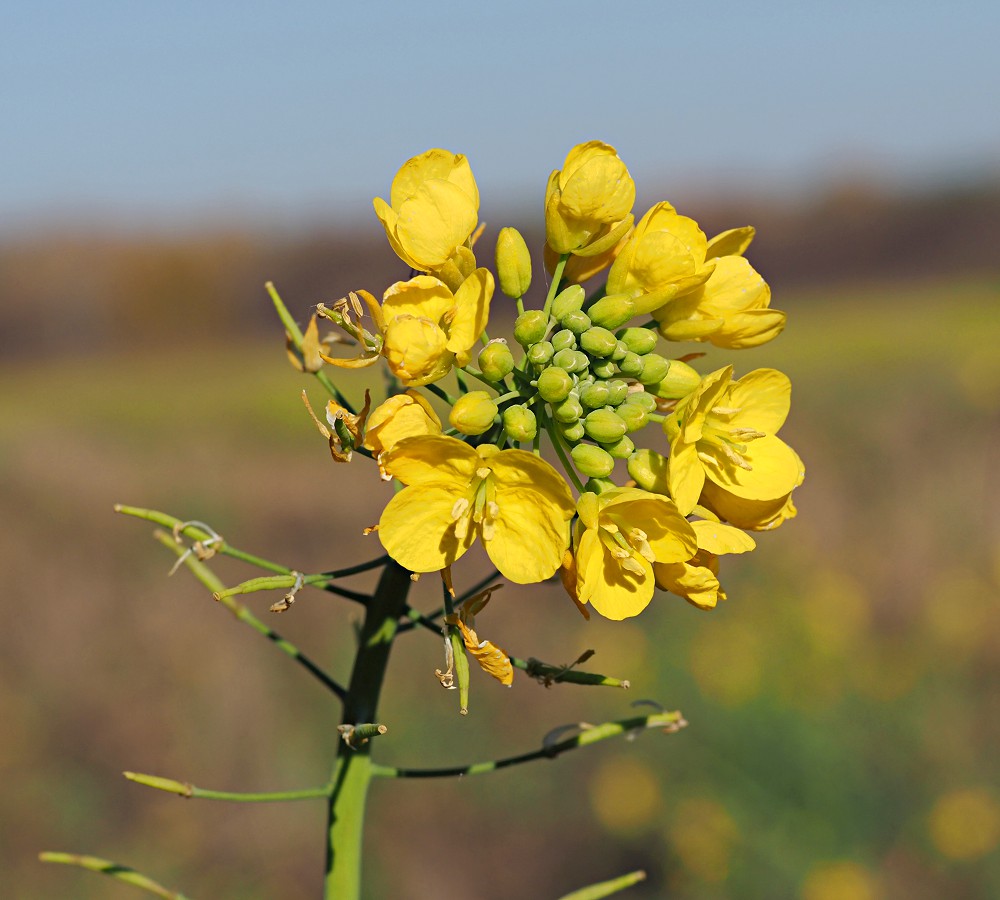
[4,1,999,229]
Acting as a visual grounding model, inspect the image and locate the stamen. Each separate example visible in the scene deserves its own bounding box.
[451,498,470,521]
[720,443,753,470]
[629,528,655,562]
[711,405,741,416]
[730,428,766,441]
[621,557,645,576]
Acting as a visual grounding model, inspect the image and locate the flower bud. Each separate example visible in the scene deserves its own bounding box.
[495,227,532,299]
[558,420,585,442]
[606,379,629,405]
[650,359,701,400]
[616,403,648,432]
[527,340,554,368]
[551,284,586,321]
[588,293,635,329]
[449,391,498,435]
[572,443,615,478]
[562,310,592,335]
[604,434,635,459]
[579,326,618,358]
[553,394,583,423]
[568,350,591,373]
[477,340,514,382]
[611,340,628,361]
[618,351,644,377]
[592,359,617,379]
[623,388,657,412]
[616,327,658,355]
[514,310,550,346]
[583,477,617,495]
[502,404,537,442]
[551,347,578,371]
[579,381,611,409]
[551,328,577,352]
[583,409,627,444]
[536,366,574,403]
[637,353,670,385]
[627,448,670,493]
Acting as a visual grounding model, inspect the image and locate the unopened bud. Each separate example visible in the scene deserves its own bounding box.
[478,341,514,382]
[551,348,578,371]
[637,353,670,386]
[551,284,586,321]
[449,392,498,435]
[627,448,670,493]
[587,293,635,329]
[606,379,629,405]
[562,310,592,335]
[553,394,583,424]
[496,227,532,299]
[618,351,644,377]
[527,340,554,368]
[572,444,615,478]
[536,366,574,403]
[583,409,627,444]
[611,340,629,361]
[502,404,537,442]
[558,420,585,442]
[616,403,648,432]
[623,389,657,412]
[616,327,658,355]
[583,477,617,495]
[579,382,611,409]
[551,329,577,352]
[514,310,549,346]
[604,435,636,459]
[651,359,702,400]
[579,326,618,358]
[592,359,617,379]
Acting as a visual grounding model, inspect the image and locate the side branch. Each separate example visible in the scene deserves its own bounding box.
[371,710,685,779]
[124,771,330,803]
[38,852,191,900]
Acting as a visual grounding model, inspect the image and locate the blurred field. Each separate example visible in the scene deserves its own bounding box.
[2,275,1000,899]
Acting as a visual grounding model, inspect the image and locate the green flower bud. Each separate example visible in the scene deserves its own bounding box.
[571,443,615,478]
[611,340,628,361]
[579,381,611,409]
[477,340,514,382]
[651,359,702,400]
[623,388,657,412]
[604,434,636,459]
[527,340,554,368]
[553,394,583,424]
[583,408,627,444]
[562,310,592,335]
[551,284,586,321]
[514,310,549,346]
[627,448,670,493]
[616,403,648,432]
[551,328,577,352]
[558,420,585,442]
[606,379,629,405]
[592,359,618,379]
[637,353,670,386]
[551,347,578,370]
[449,391,498,436]
[502,404,537,443]
[496,227,532,299]
[579,326,618,358]
[536,366,574,403]
[616,327,658,355]
[588,293,635,330]
[583,478,617,495]
[618,351,644,377]
[568,350,591,373]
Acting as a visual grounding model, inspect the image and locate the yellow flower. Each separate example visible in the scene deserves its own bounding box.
[566,488,697,620]
[363,390,442,477]
[700,480,799,531]
[373,149,480,284]
[654,519,755,609]
[652,254,786,348]
[545,141,635,258]
[378,435,574,583]
[665,366,804,515]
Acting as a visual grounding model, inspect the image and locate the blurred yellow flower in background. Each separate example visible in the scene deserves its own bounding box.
[800,861,880,900]
[928,787,1000,861]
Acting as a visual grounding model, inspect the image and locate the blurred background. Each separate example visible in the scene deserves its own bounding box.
[3,2,999,898]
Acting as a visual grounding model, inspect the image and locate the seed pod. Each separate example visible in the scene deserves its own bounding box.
[583,408,627,443]
[536,366,574,403]
[637,353,670,386]
[527,340,555,368]
[572,443,615,478]
[606,379,629,405]
[587,293,635,330]
[553,394,583,424]
[579,381,611,409]
[627,448,670,493]
[616,327,658,355]
[604,434,636,459]
[449,391,498,436]
[514,310,550,346]
[495,227,532,299]
[562,310,592,336]
[502,404,537,443]
[579,326,618,358]
[551,284,586,321]
[478,341,514,382]
[651,359,702,400]
[551,328,577,352]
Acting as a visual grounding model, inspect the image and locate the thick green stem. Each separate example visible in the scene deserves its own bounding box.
[324,561,411,900]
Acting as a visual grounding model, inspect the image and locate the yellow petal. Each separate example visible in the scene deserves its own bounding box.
[691,519,756,555]
[379,482,477,573]
[447,267,494,357]
[709,310,787,349]
[703,433,803,500]
[653,560,722,609]
[701,480,799,531]
[382,316,453,386]
[667,438,705,516]
[456,619,513,686]
[382,434,479,487]
[600,489,698,564]
[382,275,454,323]
[396,180,478,269]
[705,225,755,259]
[585,548,655,621]
[726,368,792,435]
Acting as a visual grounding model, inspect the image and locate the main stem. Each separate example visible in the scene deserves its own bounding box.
[324,561,412,900]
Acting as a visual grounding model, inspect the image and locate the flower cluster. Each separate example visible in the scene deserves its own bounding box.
[312,143,802,624]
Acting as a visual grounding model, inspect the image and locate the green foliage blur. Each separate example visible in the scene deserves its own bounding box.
[2,261,999,898]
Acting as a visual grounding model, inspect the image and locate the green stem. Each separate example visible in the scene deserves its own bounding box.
[124,771,329,802]
[324,561,412,900]
[542,253,569,319]
[38,853,191,900]
[540,411,586,493]
[424,382,458,405]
